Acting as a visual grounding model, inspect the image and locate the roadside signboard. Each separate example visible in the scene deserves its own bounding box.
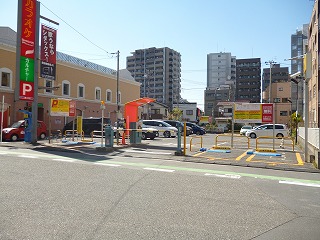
[40,24,57,80]
[50,99,76,117]
[18,0,38,101]
[234,103,273,123]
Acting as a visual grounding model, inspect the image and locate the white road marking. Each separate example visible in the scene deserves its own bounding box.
[124,149,172,155]
[143,167,175,173]
[279,180,320,188]
[94,163,121,167]
[18,155,38,158]
[52,158,76,162]
[205,173,241,179]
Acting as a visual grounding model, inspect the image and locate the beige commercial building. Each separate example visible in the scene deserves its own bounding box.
[0,27,140,133]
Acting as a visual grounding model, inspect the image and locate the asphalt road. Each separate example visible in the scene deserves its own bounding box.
[0,145,320,239]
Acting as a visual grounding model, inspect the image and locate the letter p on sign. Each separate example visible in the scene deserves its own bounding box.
[19,82,34,101]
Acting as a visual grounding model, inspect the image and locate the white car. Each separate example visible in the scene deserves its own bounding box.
[240,125,252,136]
[142,120,178,138]
[245,124,289,138]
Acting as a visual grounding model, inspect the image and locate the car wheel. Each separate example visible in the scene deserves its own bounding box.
[196,131,201,135]
[39,133,46,140]
[141,132,146,140]
[10,134,19,141]
[250,133,257,138]
[163,131,171,138]
[276,133,284,138]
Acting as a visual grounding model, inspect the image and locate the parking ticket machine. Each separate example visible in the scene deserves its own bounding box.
[19,110,32,142]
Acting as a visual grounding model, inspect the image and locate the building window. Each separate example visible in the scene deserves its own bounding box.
[62,80,70,96]
[0,68,12,88]
[280,111,288,116]
[186,110,193,115]
[95,87,101,101]
[278,87,283,91]
[106,89,112,102]
[274,98,281,103]
[45,80,53,94]
[78,84,85,98]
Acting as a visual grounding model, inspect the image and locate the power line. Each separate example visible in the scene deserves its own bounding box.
[40,2,112,56]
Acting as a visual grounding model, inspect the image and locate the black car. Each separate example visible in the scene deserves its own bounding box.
[186,122,206,135]
[163,120,192,136]
[62,117,111,137]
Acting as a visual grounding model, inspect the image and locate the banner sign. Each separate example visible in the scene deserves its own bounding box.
[234,103,273,123]
[40,24,57,80]
[19,0,37,101]
[50,99,76,117]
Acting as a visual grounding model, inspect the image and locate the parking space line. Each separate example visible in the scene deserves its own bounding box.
[236,151,248,161]
[296,153,304,165]
[193,151,206,157]
[246,154,255,162]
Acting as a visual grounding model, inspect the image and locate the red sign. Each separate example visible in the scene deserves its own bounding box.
[18,0,37,101]
[20,0,36,59]
[262,104,273,123]
[69,101,76,117]
[40,25,57,80]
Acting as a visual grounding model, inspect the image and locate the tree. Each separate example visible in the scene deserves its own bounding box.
[169,108,183,120]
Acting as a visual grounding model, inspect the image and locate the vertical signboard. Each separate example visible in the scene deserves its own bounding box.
[40,24,57,80]
[261,103,273,123]
[18,0,37,101]
[50,99,76,117]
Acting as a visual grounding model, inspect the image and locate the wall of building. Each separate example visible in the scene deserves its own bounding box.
[0,43,140,132]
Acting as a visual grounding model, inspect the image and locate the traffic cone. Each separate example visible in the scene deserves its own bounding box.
[122,132,126,145]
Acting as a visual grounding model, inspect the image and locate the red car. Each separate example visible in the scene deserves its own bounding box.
[1,120,47,141]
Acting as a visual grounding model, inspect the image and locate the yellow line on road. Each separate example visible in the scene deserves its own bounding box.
[236,151,248,161]
[193,152,206,157]
[296,153,304,165]
[246,154,255,162]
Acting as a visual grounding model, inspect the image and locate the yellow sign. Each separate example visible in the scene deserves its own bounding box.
[234,103,262,123]
[50,99,73,116]
[77,116,83,134]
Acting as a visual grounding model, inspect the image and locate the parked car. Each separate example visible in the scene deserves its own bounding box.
[186,122,206,135]
[1,120,47,141]
[163,120,193,136]
[245,124,289,138]
[142,120,178,138]
[140,126,159,140]
[240,125,253,136]
[62,117,111,137]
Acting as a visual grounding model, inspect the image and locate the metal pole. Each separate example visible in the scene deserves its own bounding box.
[269,63,272,103]
[304,78,309,161]
[31,1,40,144]
[116,50,120,145]
[295,82,298,144]
[0,95,4,143]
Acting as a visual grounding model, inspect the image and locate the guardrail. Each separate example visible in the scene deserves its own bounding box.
[189,136,203,151]
[215,134,250,149]
[255,136,294,151]
[63,130,84,141]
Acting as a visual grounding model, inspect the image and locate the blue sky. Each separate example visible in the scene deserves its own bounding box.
[2,0,314,110]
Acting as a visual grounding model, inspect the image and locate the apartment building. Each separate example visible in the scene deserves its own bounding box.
[126,47,181,109]
[291,24,309,116]
[0,27,140,131]
[262,63,289,103]
[205,52,236,116]
[235,58,261,103]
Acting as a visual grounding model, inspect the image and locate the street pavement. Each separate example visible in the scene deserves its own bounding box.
[1,133,319,173]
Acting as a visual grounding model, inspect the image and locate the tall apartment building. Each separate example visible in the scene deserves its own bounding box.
[126,47,181,108]
[291,24,309,116]
[262,64,289,103]
[205,52,236,116]
[235,58,261,103]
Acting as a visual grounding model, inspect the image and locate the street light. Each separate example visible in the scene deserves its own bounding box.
[265,60,276,103]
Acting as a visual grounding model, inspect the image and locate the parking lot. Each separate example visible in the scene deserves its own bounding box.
[127,133,318,172]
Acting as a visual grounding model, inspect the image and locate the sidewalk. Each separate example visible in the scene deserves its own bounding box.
[1,139,320,173]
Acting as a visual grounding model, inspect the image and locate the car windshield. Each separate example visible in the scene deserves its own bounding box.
[11,121,23,128]
[242,126,252,129]
[161,121,172,127]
